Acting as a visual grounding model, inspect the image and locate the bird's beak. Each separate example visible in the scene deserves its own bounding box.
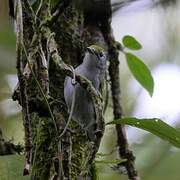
[86,47,94,54]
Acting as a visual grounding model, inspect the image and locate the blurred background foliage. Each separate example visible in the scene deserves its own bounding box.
[0,0,180,179]
[0,0,23,145]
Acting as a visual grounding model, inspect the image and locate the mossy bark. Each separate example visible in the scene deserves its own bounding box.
[14,1,111,179]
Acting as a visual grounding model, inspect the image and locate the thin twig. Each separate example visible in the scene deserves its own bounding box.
[16,0,32,175]
[30,120,41,177]
[35,0,43,24]
[59,65,76,138]
[58,141,65,179]
[103,70,109,114]
[107,37,140,180]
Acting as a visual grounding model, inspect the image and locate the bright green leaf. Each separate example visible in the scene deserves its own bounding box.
[125,52,154,96]
[0,155,29,180]
[122,35,142,50]
[108,118,180,148]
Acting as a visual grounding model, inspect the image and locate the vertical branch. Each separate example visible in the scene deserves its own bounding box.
[107,37,140,180]
[16,0,32,175]
[97,1,139,179]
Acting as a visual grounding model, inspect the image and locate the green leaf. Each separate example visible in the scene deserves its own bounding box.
[0,155,29,180]
[125,52,154,96]
[122,35,142,50]
[108,118,180,148]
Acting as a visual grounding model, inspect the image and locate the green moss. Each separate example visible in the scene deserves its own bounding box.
[31,116,57,180]
[52,3,84,66]
[70,128,97,179]
[23,0,99,179]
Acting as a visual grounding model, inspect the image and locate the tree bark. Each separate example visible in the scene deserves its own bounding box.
[13,0,139,179]
[13,0,110,179]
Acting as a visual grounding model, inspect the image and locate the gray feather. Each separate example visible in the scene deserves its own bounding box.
[64,48,106,140]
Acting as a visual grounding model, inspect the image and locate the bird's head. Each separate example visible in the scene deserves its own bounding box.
[84,45,107,70]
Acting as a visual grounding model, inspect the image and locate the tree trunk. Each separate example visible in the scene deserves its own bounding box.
[13,0,110,179]
[13,0,139,179]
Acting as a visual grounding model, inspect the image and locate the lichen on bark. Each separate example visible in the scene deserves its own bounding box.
[14,0,108,179]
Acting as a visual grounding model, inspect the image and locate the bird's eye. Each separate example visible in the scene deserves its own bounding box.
[99,52,104,58]
[99,52,103,57]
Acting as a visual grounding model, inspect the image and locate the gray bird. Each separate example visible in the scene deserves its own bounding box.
[64,45,107,140]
